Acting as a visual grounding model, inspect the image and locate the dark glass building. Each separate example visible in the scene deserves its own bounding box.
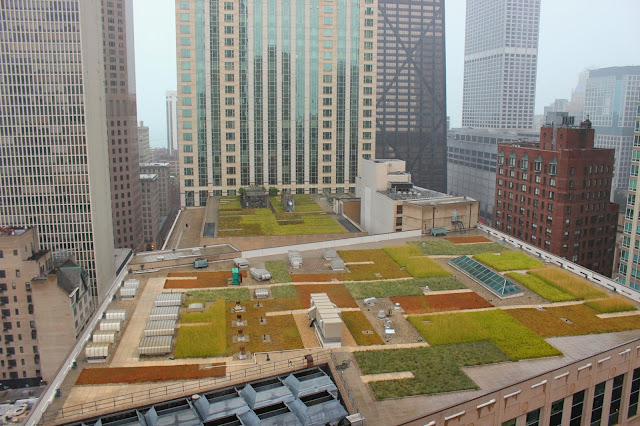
[375,0,447,192]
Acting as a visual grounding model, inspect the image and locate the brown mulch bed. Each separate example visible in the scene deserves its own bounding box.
[291,273,342,283]
[296,284,358,308]
[76,363,226,385]
[391,292,493,315]
[445,236,492,244]
[165,271,248,288]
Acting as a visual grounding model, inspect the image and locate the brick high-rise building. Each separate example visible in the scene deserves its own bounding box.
[494,120,619,276]
[102,0,143,251]
[176,0,377,205]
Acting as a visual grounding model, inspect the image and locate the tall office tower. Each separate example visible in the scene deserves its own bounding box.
[584,66,640,193]
[0,1,116,301]
[494,121,619,277]
[138,121,151,163]
[102,0,143,250]
[618,96,640,290]
[462,0,540,129]
[567,68,592,122]
[166,91,178,154]
[176,0,377,206]
[375,0,447,192]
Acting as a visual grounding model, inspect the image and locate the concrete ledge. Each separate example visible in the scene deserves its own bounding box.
[361,371,414,383]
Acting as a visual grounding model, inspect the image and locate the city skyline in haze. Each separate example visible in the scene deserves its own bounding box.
[133,0,640,148]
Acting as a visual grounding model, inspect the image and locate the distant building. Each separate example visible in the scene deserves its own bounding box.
[543,99,569,117]
[617,96,640,290]
[375,0,447,193]
[462,0,540,130]
[140,174,161,250]
[103,0,143,251]
[165,91,178,155]
[447,128,539,223]
[494,121,618,277]
[140,163,172,217]
[584,66,640,193]
[567,68,592,122]
[138,121,151,164]
[0,227,94,388]
[356,159,478,235]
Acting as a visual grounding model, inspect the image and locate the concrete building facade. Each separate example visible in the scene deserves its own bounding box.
[584,66,640,193]
[176,0,377,206]
[494,123,619,276]
[140,174,161,249]
[356,159,478,235]
[165,90,178,155]
[137,121,151,164]
[102,0,143,251]
[375,0,447,193]
[0,0,116,301]
[140,163,173,217]
[0,228,94,388]
[462,0,540,130]
[617,96,640,291]
[447,128,538,223]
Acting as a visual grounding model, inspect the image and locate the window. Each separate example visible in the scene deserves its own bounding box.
[629,367,640,419]
[526,408,540,426]
[549,399,564,426]
[498,151,504,165]
[549,157,558,175]
[590,381,606,425]
[609,374,625,424]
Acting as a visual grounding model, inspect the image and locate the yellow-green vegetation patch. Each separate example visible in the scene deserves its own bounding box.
[529,268,606,300]
[338,249,411,281]
[184,288,250,306]
[226,299,303,354]
[218,203,345,237]
[354,342,509,398]
[342,311,384,346]
[174,299,227,358]
[413,240,508,255]
[585,297,637,314]
[473,250,543,271]
[383,246,450,278]
[272,285,297,299]
[345,277,466,299]
[506,272,576,302]
[507,304,640,337]
[408,309,561,360]
[265,260,292,283]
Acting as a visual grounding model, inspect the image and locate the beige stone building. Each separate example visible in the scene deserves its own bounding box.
[355,159,479,234]
[176,0,378,205]
[0,227,94,388]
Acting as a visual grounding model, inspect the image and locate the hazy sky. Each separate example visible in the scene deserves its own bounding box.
[133,0,640,148]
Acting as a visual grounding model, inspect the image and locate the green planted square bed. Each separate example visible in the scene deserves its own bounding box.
[344,276,466,299]
[408,309,561,360]
[354,341,509,398]
[473,250,543,271]
[413,240,508,256]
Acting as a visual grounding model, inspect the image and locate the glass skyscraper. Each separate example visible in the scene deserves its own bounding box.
[375,0,447,193]
[176,0,377,206]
